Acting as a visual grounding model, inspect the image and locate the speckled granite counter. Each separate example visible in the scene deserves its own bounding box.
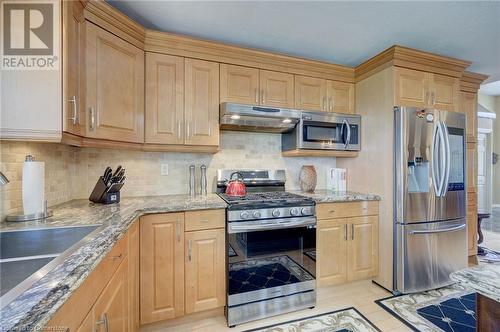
[0,191,379,331]
[0,194,226,331]
[292,190,381,203]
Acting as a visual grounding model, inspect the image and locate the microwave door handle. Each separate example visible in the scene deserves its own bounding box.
[341,119,351,149]
[431,123,441,196]
[440,122,451,197]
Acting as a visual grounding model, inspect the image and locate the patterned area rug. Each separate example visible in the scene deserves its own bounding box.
[244,307,380,332]
[477,246,500,263]
[376,283,476,331]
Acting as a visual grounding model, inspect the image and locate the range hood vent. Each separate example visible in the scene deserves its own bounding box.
[219,103,301,133]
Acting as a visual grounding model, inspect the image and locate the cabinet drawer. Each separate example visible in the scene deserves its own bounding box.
[185,209,225,231]
[317,201,378,220]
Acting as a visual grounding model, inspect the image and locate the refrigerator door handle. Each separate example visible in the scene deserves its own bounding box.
[409,223,465,235]
[440,121,451,197]
[431,123,443,196]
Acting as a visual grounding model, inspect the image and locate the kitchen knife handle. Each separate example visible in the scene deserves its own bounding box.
[69,96,78,125]
[188,240,192,261]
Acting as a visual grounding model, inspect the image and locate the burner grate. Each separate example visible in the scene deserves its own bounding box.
[220,191,307,203]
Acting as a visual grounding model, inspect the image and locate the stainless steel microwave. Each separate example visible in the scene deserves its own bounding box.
[282,111,361,151]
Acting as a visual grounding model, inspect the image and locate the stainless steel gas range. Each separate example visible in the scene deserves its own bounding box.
[217,169,317,327]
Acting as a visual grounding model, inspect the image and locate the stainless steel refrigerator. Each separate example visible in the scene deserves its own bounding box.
[394,107,467,294]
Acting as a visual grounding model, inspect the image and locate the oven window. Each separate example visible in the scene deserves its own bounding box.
[227,227,315,296]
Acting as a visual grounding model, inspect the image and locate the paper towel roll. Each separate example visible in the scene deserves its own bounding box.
[22,159,45,215]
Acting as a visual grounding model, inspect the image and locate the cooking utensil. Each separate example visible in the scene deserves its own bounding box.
[225,172,246,197]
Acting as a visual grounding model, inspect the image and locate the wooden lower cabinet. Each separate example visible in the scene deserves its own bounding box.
[139,210,226,324]
[93,257,130,332]
[316,202,379,287]
[128,222,140,331]
[140,213,185,324]
[185,229,225,314]
[317,219,347,286]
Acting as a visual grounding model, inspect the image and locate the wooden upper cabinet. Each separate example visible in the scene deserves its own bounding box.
[326,81,354,114]
[140,213,185,324]
[63,0,84,135]
[184,59,219,146]
[85,22,144,143]
[185,228,225,314]
[295,76,327,111]
[431,74,459,111]
[259,70,294,108]
[145,53,184,144]
[394,67,459,110]
[317,219,347,286]
[394,67,428,108]
[347,216,378,281]
[220,64,259,104]
[93,257,130,332]
[461,91,478,143]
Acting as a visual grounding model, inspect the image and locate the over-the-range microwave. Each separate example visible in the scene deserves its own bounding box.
[282,111,361,151]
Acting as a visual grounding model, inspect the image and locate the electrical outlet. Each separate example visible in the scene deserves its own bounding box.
[161,164,169,176]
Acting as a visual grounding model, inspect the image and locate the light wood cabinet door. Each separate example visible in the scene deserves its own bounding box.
[76,310,94,332]
[185,228,225,314]
[63,0,85,135]
[394,67,428,108]
[140,213,185,324]
[295,76,327,111]
[317,219,347,286]
[347,216,378,281]
[86,22,144,143]
[93,257,129,332]
[467,204,478,256]
[461,91,478,143]
[467,142,477,192]
[220,64,259,105]
[145,53,184,144]
[260,70,294,108]
[128,222,139,332]
[326,81,355,114]
[184,59,219,146]
[431,74,459,111]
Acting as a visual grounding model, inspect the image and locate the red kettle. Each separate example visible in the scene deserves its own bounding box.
[225,172,247,197]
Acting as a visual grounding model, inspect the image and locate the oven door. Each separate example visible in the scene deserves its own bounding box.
[227,217,316,307]
[299,119,360,151]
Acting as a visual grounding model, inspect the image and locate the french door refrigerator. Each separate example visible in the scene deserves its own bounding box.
[394,107,467,294]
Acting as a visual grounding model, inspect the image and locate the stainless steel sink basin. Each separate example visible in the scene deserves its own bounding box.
[0,224,103,307]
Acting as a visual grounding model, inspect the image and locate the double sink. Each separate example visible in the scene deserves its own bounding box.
[0,224,103,308]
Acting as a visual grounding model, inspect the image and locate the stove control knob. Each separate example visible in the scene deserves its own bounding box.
[252,211,261,218]
[301,207,311,215]
[272,209,281,217]
[240,211,250,219]
[290,208,299,216]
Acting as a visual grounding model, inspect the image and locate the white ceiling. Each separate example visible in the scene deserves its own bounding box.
[109,1,500,87]
[479,80,500,96]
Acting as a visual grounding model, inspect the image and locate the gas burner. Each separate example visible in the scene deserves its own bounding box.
[219,191,308,203]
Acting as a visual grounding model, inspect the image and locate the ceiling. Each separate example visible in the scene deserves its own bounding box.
[108,1,500,93]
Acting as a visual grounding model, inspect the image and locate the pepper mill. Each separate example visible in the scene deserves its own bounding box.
[200,165,207,195]
[189,165,196,196]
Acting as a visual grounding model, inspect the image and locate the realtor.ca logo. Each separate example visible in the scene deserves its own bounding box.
[1,0,59,70]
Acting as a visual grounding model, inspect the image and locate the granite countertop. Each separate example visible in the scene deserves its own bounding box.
[291,190,381,203]
[0,190,379,330]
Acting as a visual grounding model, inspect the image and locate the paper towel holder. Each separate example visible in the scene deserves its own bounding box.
[5,201,53,222]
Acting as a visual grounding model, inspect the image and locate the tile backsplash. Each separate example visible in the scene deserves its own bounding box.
[1,131,335,219]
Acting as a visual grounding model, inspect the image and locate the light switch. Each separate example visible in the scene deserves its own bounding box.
[161,164,169,176]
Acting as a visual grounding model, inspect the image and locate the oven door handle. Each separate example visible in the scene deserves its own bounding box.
[228,217,317,233]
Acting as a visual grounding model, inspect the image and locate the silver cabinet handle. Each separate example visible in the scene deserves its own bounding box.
[188,240,192,261]
[328,97,333,111]
[344,224,347,241]
[96,313,108,332]
[409,224,465,235]
[261,89,265,104]
[110,253,122,261]
[89,107,96,131]
[322,96,326,111]
[68,96,78,125]
[351,224,354,240]
[177,120,182,140]
[186,121,190,138]
[431,92,436,105]
[176,219,181,242]
[255,89,259,103]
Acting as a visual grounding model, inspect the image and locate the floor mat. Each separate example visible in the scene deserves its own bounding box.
[244,307,380,332]
[376,283,476,331]
[478,246,500,263]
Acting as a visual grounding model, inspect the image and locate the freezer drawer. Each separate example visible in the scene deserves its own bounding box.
[395,219,467,294]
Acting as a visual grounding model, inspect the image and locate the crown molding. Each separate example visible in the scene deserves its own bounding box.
[460,71,489,92]
[355,45,472,82]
